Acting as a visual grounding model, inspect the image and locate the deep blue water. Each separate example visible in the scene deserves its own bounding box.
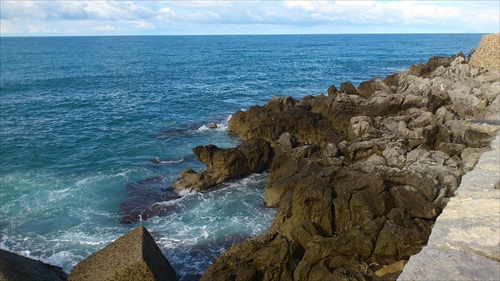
[0,34,483,280]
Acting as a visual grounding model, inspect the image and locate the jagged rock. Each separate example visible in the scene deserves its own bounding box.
[0,249,68,281]
[347,116,379,142]
[228,96,339,146]
[340,81,358,95]
[275,176,335,237]
[201,233,302,281]
[198,49,499,281]
[390,185,439,219]
[357,78,392,99]
[410,54,463,77]
[69,226,177,281]
[172,138,273,191]
[372,212,430,263]
[333,175,392,233]
[327,84,339,98]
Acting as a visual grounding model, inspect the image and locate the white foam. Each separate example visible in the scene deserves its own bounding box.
[196,114,232,132]
[153,157,184,164]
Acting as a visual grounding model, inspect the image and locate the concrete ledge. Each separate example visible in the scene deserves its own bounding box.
[398,248,500,281]
[398,135,500,280]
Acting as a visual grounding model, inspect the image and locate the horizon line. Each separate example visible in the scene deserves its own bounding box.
[0,32,491,38]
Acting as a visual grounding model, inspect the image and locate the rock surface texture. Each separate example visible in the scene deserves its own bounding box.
[68,226,177,281]
[195,35,500,281]
[0,249,68,281]
[468,33,500,72]
[398,136,500,281]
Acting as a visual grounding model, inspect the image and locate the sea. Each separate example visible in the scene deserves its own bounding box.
[0,34,483,280]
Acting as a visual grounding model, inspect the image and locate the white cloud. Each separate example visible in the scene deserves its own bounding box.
[131,20,154,29]
[0,0,498,36]
[92,24,124,31]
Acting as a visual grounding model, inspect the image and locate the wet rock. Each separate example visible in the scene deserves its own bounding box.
[0,249,68,281]
[172,138,273,192]
[69,226,177,281]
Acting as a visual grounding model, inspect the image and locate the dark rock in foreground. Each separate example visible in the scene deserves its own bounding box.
[69,226,177,281]
[0,248,68,281]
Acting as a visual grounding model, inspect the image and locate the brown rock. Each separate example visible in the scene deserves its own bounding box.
[172,138,273,191]
[228,97,339,146]
[333,175,392,233]
[340,81,358,95]
[0,249,67,281]
[410,55,461,77]
[357,78,391,99]
[327,84,339,98]
[69,226,177,281]
[374,260,407,277]
[390,185,440,219]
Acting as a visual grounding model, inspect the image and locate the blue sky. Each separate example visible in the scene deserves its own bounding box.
[1,0,499,36]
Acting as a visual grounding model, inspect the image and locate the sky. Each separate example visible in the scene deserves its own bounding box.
[1,0,499,36]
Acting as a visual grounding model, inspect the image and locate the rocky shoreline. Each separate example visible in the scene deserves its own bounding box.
[196,55,499,280]
[1,34,498,281]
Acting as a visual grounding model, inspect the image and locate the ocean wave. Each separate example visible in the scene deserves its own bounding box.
[151,157,184,164]
[196,114,232,133]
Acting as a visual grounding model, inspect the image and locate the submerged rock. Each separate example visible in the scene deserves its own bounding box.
[119,177,182,224]
[69,226,177,281]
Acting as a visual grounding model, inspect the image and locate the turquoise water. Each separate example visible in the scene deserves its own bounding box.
[0,34,483,280]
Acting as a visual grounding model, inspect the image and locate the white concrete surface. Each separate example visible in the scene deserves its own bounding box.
[398,135,500,281]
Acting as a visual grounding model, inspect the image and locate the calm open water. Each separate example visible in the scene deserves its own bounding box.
[0,34,483,280]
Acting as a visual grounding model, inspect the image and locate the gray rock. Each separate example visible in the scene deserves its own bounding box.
[398,248,500,281]
[0,249,67,281]
[69,226,177,281]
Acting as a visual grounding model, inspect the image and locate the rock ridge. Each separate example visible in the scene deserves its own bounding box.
[189,47,499,280]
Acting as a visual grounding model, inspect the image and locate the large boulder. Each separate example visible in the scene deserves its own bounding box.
[0,249,67,281]
[69,226,177,281]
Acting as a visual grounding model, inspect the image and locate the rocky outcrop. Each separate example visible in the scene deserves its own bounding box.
[200,50,499,280]
[0,249,68,281]
[172,138,273,192]
[69,226,177,281]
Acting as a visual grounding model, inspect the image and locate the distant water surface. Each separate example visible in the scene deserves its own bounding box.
[0,34,483,280]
